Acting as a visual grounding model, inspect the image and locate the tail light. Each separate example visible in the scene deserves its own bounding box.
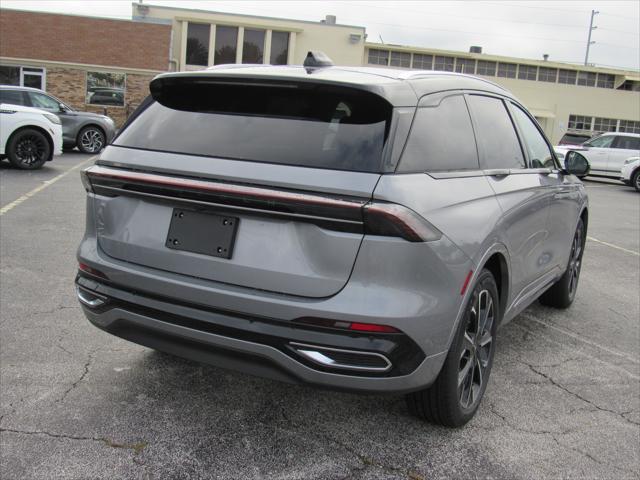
[364,202,442,242]
[78,262,108,279]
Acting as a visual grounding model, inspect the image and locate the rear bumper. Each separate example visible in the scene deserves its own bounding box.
[76,274,446,393]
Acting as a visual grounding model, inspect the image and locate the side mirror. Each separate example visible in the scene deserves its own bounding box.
[564,151,590,177]
[58,103,67,112]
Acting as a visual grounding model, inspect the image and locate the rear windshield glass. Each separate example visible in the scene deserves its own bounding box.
[114,79,393,173]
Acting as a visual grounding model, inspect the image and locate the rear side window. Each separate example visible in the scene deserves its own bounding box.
[115,80,392,173]
[510,104,556,169]
[0,89,26,106]
[466,95,525,169]
[398,95,479,172]
[613,136,640,150]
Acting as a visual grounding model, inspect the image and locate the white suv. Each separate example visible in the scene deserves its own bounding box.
[0,103,62,169]
[555,132,640,179]
[621,157,640,192]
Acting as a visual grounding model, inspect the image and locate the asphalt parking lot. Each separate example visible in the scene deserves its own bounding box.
[1,152,639,479]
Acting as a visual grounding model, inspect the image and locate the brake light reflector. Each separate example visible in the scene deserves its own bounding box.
[294,317,400,334]
[460,270,474,295]
[78,262,108,279]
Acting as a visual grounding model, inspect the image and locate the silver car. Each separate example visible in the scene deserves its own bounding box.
[76,60,589,426]
[0,85,116,153]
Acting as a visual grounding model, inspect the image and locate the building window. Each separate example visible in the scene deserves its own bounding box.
[270,31,289,65]
[597,73,615,89]
[577,71,596,87]
[455,58,475,74]
[538,67,558,83]
[593,117,617,132]
[214,26,238,65]
[390,52,411,68]
[618,80,640,91]
[434,56,454,71]
[568,115,592,131]
[497,63,517,78]
[0,65,45,89]
[619,120,640,134]
[476,60,497,76]
[412,54,433,69]
[242,29,265,64]
[518,65,537,81]
[186,23,210,66]
[86,72,125,106]
[558,69,577,85]
[368,49,389,66]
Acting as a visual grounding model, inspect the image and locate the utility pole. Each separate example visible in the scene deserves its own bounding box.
[584,9,599,65]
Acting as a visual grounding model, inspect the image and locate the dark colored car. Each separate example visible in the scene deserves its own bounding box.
[76,60,590,426]
[0,85,116,153]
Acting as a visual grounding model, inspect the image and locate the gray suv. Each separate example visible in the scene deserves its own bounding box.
[76,61,589,426]
[0,85,116,153]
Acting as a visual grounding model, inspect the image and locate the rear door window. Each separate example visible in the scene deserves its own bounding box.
[0,89,27,106]
[466,95,525,169]
[510,103,557,169]
[114,80,393,173]
[612,136,640,150]
[398,94,479,172]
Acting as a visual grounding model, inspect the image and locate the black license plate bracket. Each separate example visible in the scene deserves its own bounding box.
[166,209,239,259]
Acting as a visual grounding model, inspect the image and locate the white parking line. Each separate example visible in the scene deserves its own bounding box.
[587,236,640,256]
[0,159,92,216]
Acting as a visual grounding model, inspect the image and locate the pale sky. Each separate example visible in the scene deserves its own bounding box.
[2,0,639,70]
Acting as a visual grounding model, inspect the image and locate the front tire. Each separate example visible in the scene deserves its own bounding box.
[406,269,499,427]
[7,128,51,170]
[632,170,640,193]
[539,218,585,308]
[77,126,106,154]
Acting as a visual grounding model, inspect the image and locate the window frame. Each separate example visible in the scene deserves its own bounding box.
[497,62,517,78]
[507,101,560,171]
[0,65,46,90]
[464,92,528,171]
[85,71,126,107]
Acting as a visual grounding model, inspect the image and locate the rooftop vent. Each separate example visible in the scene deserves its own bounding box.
[543,54,549,61]
[469,46,482,54]
[322,15,337,25]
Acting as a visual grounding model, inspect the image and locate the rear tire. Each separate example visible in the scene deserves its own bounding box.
[406,269,499,427]
[539,218,585,308]
[7,128,50,170]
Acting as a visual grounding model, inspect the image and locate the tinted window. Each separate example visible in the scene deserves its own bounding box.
[186,23,210,66]
[613,136,640,150]
[0,89,26,105]
[466,95,524,169]
[214,26,238,65]
[116,82,392,173]
[242,29,265,64]
[585,136,614,148]
[510,104,556,168]
[270,31,289,65]
[27,92,59,110]
[399,95,479,172]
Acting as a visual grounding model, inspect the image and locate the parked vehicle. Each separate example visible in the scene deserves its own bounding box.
[558,132,591,146]
[0,85,116,153]
[76,59,589,427]
[555,132,640,179]
[1,102,62,169]
[621,157,640,192]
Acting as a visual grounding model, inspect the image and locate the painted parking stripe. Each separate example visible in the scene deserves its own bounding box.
[0,158,92,216]
[587,236,639,256]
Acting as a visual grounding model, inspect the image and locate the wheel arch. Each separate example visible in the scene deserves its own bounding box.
[7,125,54,161]
[479,252,509,321]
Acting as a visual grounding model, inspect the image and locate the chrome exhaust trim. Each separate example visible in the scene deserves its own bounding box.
[290,342,392,373]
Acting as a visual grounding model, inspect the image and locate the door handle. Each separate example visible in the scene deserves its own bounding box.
[484,169,510,177]
[553,189,575,199]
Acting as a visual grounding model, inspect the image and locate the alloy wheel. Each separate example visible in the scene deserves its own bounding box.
[635,173,640,191]
[15,134,47,166]
[458,289,494,410]
[567,224,583,297]
[80,129,104,153]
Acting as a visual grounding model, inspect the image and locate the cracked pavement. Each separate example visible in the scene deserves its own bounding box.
[1,154,639,479]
